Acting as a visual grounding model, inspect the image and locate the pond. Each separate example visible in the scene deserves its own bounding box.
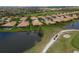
[0,31,42,53]
[64,20,79,29]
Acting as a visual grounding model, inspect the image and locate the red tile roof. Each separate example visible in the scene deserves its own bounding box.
[2,21,16,27]
[17,21,29,27]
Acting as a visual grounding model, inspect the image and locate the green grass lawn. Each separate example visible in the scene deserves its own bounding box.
[71,32,79,49]
[47,31,79,53]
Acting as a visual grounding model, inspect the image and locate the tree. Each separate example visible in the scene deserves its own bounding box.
[27,16,32,31]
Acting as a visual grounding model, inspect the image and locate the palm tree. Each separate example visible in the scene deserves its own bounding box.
[38,25,43,37]
[27,16,32,31]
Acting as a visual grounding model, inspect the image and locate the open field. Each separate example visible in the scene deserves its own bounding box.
[71,32,79,49]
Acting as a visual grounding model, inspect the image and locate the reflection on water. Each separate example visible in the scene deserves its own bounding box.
[0,31,41,53]
[65,20,79,29]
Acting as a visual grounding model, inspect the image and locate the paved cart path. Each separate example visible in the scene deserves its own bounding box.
[42,29,79,53]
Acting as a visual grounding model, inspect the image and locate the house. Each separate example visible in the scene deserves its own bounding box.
[63,15,72,21]
[52,16,62,22]
[20,17,27,21]
[32,20,43,26]
[72,14,78,18]
[48,20,56,24]
[0,17,8,24]
[17,20,29,27]
[1,17,7,22]
[31,16,43,26]
[57,15,65,21]
[2,21,16,27]
[5,18,12,22]
[46,16,56,24]
[31,17,38,20]
[40,16,50,25]
[38,16,45,23]
[0,19,4,25]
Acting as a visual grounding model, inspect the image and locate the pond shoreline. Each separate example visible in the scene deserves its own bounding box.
[0,30,43,53]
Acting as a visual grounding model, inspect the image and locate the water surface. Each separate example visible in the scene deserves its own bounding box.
[64,20,79,29]
[0,31,41,53]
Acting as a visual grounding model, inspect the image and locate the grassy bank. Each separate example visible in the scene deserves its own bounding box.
[47,31,79,53]
[25,25,63,52]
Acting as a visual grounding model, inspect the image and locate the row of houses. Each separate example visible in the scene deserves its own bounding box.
[0,12,79,27]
